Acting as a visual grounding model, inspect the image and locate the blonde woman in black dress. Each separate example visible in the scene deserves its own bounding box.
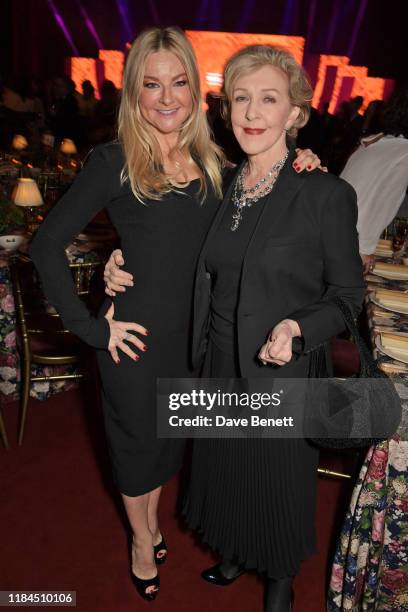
[105,45,364,611]
[29,27,224,602]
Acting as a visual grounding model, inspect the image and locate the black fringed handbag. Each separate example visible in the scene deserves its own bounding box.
[304,297,403,449]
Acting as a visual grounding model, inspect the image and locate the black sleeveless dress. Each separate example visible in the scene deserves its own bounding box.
[29,142,220,496]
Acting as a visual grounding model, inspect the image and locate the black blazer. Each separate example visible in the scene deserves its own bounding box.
[192,149,366,377]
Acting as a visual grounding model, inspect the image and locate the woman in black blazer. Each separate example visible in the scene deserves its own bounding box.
[181,45,365,611]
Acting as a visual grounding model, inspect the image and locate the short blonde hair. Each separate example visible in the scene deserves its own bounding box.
[118,26,223,202]
[222,45,312,138]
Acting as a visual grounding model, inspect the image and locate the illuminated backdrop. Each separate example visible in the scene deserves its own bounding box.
[68,30,394,112]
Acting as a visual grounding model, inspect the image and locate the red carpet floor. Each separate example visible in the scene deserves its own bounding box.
[0,381,359,612]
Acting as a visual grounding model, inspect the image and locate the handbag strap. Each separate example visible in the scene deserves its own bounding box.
[330,297,379,377]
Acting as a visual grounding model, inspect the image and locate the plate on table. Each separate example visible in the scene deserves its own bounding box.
[365,274,408,288]
[372,262,408,280]
[371,296,408,315]
[0,235,25,252]
[379,360,408,376]
[372,269,408,281]
[375,335,408,364]
[374,325,408,337]
[374,248,393,257]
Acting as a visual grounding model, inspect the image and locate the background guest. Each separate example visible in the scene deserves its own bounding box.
[341,86,408,273]
[48,75,80,145]
[90,80,118,145]
[78,80,97,119]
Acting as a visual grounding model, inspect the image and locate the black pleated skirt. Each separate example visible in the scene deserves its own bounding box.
[182,341,320,579]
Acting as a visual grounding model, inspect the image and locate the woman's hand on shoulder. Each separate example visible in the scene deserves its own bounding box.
[104,249,133,296]
[293,148,327,173]
[104,302,148,364]
[258,319,301,366]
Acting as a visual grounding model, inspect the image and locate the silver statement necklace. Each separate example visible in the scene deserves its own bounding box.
[231,150,289,231]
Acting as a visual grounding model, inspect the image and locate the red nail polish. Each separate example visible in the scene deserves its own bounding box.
[141,345,147,352]
[307,165,312,170]
[145,330,149,336]
[296,167,301,172]
[133,355,140,361]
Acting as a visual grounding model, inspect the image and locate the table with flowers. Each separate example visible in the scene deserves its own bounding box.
[0,235,104,404]
[328,242,408,611]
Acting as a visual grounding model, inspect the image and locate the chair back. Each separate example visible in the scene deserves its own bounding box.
[68,260,101,295]
[10,254,104,446]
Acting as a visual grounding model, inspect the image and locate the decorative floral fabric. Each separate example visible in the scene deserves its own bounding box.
[328,383,408,611]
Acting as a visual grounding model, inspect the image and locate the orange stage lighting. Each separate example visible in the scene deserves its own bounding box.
[311,55,349,110]
[356,76,387,112]
[329,64,368,114]
[98,50,125,90]
[186,30,304,99]
[67,57,100,98]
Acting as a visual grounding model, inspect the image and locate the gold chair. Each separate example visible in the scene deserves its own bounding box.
[11,255,103,445]
[317,467,351,480]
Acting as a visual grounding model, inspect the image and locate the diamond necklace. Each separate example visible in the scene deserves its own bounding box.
[230,151,289,231]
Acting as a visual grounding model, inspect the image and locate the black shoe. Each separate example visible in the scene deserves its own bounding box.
[201,562,245,586]
[131,572,160,602]
[153,536,167,565]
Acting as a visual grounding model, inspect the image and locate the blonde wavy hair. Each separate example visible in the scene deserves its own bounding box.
[118,26,223,202]
[221,45,312,138]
